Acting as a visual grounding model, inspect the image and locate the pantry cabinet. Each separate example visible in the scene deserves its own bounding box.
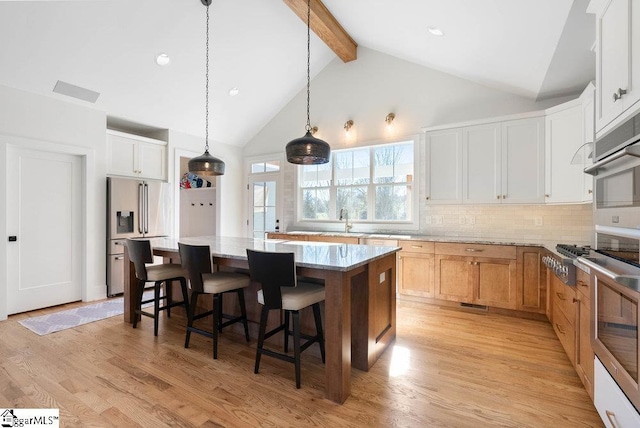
[107,130,167,180]
[589,0,640,134]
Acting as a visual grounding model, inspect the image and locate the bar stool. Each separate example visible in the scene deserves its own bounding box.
[126,239,189,336]
[246,249,325,389]
[179,242,251,359]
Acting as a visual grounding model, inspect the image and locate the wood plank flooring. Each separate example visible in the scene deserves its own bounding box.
[0,299,603,427]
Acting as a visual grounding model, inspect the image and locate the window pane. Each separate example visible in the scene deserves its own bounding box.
[301,160,332,187]
[265,206,277,231]
[253,183,265,207]
[253,210,265,231]
[374,143,413,184]
[336,187,368,220]
[375,185,410,220]
[251,163,265,173]
[265,181,276,206]
[302,188,330,219]
[265,161,280,172]
[334,148,370,186]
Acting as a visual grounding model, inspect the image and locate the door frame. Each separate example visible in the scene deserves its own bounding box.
[244,154,283,238]
[0,134,94,321]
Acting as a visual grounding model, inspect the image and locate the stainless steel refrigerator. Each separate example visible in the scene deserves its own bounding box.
[106,177,171,296]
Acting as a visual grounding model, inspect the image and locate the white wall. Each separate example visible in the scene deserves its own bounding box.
[0,84,107,320]
[244,47,574,156]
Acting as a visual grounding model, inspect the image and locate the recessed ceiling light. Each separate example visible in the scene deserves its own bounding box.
[427,27,444,37]
[155,53,170,66]
[228,87,240,96]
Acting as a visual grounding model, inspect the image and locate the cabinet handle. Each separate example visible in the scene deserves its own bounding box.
[465,248,483,252]
[588,189,592,194]
[577,280,587,287]
[411,245,423,249]
[502,194,507,199]
[605,410,619,428]
[425,196,430,200]
[555,323,566,335]
[496,195,501,199]
[555,292,566,301]
[572,297,579,304]
[545,194,550,198]
[114,256,124,261]
[612,88,627,102]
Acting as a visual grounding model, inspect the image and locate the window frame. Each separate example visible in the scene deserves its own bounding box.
[293,136,420,233]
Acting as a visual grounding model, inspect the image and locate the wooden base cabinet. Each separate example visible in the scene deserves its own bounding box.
[434,243,517,310]
[397,240,435,298]
[576,268,594,400]
[517,247,546,314]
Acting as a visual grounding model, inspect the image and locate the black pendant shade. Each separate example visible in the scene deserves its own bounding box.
[188,150,225,176]
[286,132,331,165]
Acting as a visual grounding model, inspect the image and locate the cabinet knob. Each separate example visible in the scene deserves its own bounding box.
[613,88,627,102]
[425,196,430,200]
[502,194,507,199]
[496,195,501,199]
[588,189,592,194]
[545,194,550,198]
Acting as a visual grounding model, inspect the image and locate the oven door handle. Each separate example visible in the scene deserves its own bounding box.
[577,256,640,290]
[584,144,640,176]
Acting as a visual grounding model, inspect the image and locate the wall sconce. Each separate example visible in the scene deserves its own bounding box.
[310,126,318,135]
[343,120,354,133]
[385,112,396,135]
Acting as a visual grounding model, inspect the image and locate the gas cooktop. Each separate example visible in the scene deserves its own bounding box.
[556,244,591,259]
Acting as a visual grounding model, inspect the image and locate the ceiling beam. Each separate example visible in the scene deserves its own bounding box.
[283,0,357,63]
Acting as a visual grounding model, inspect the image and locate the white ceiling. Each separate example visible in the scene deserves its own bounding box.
[0,0,594,147]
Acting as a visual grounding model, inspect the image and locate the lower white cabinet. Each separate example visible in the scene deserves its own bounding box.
[594,357,640,427]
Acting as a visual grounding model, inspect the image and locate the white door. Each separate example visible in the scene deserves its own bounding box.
[249,178,278,239]
[6,147,82,314]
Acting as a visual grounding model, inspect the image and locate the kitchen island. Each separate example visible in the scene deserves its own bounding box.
[122,235,400,404]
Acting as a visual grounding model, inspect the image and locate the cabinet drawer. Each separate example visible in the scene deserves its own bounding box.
[266,233,308,241]
[576,268,591,300]
[595,358,640,428]
[398,240,434,254]
[435,242,516,259]
[552,303,576,367]
[361,238,399,247]
[552,277,577,323]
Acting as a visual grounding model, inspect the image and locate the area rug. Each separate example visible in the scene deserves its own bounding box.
[18,292,154,336]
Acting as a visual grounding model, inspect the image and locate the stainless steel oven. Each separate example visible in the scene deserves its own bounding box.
[578,228,640,412]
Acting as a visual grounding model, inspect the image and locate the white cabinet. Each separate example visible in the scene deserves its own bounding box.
[594,357,640,427]
[589,0,640,134]
[462,117,544,204]
[106,130,167,180]
[424,128,463,204]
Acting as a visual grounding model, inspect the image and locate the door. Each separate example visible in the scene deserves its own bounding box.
[249,178,278,239]
[7,147,82,314]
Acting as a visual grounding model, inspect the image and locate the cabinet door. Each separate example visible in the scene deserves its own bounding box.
[398,252,434,297]
[577,292,594,400]
[434,255,473,302]
[501,117,545,204]
[463,123,501,204]
[545,105,586,203]
[596,0,629,130]
[107,133,138,177]
[517,247,546,314]
[473,258,517,309]
[138,142,166,180]
[424,128,463,204]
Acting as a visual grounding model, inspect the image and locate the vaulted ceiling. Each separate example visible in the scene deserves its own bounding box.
[0,0,594,146]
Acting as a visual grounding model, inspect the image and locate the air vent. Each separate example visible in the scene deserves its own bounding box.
[460,302,488,311]
[53,80,100,103]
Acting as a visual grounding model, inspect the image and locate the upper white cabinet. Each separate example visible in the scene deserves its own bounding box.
[589,0,640,134]
[106,130,167,180]
[424,128,463,204]
[424,114,545,205]
[462,117,544,204]
[545,84,595,204]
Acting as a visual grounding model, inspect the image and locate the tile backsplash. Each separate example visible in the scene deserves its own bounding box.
[419,203,593,246]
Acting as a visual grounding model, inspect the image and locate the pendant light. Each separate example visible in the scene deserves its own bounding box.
[189,0,225,176]
[285,0,331,165]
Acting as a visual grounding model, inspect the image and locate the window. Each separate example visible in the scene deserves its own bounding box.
[299,140,414,223]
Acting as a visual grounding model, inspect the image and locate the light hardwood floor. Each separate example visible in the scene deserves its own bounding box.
[1,299,603,427]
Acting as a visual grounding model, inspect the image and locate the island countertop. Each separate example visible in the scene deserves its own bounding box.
[149,235,400,272]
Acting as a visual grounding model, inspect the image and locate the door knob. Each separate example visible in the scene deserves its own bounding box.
[8,236,17,242]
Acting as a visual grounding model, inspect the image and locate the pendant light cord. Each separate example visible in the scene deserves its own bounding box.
[305,0,311,133]
[205,3,210,152]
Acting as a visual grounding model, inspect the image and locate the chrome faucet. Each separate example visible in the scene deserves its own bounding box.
[339,208,352,233]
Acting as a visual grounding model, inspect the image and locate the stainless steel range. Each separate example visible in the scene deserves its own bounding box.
[542,244,591,285]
